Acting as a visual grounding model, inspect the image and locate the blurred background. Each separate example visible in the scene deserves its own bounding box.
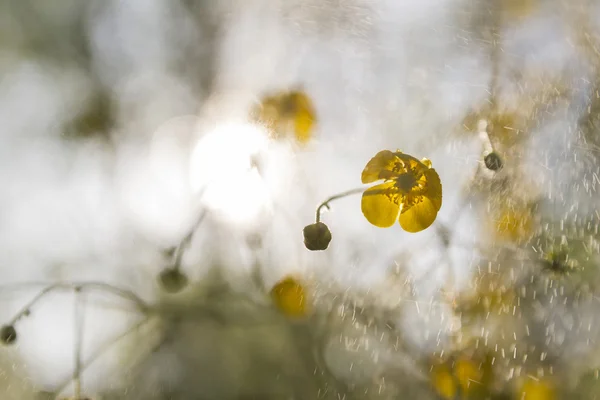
[1,0,600,398]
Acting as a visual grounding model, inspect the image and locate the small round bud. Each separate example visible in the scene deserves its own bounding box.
[484,152,503,171]
[158,269,189,293]
[303,222,332,251]
[0,324,17,345]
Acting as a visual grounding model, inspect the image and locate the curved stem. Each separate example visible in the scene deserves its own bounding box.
[7,281,148,326]
[315,187,365,223]
[170,209,207,272]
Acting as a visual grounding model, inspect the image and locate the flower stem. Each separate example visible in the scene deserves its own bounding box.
[6,282,148,326]
[73,289,85,400]
[169,209,207,273]
[55,315,153,399]
[315,187,365,223]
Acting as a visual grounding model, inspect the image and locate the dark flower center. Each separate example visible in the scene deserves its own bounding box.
[395,173,417,192]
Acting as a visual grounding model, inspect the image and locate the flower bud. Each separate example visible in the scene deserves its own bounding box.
[158,269,189,293]
[0,324,17,345]
[303,222,332,251]
[484,152,503,171]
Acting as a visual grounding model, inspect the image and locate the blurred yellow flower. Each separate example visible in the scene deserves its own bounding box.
[493,203,534,243]
[457,286,517,318]
[431,356,492,399]
[519,377,556,400]
[270,276,309,318]
[253,90,316,144]
[504,0,538,19]
[431,363,457,399]
[361,150,442,232]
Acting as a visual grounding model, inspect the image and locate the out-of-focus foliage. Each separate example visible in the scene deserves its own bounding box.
[2,0,600,399]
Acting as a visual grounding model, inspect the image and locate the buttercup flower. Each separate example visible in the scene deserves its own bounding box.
[270,276,309,317]
[361,150,442,232]
[431,353,495,399]
[431,363,457,399]
[254,90,316,144]
[519,377,556,400]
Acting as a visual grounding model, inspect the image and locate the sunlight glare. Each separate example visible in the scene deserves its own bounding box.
[189,122,272,225]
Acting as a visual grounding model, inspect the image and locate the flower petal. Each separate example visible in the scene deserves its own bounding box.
[423,168,443,211]
[399,196,439,232]
[431,364,457,399]
[361,181,402,227]
[361,150,403,183]
[394,151,428,170]
[294,107,314,144]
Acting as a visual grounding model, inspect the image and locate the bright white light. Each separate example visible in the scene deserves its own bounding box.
[189,122,272,225]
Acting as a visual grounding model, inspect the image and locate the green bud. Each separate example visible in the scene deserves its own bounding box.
[158,269,189,293]
[484,152,503,171]
[0,325,17,345]
[303,222,332,251]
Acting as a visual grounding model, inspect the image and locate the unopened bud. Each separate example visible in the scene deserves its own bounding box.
[0,324,17,345]
[303,222,332,251]
[158,269,189,293]
[484,152,503,171]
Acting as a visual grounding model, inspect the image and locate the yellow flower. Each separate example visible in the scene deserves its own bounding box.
[431,354,496,399]
[361,150,442,232]
[270,276,309,318]
[493,203,534,243]
[431,364,457,399]
[519,377,556,400]
[454,358,483,395]
[253,90,316,144]
[504,0,538,19]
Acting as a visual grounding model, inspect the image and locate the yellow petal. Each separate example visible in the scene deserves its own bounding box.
[361,181,402,228]
[519,378,555,400]
[294,108,314,144]
[454,358,481,394]
[394,151,427,170]
[423,168,442,211]
[270,276,309,317]
[431,364,457,399]
[361,150,403,184]
[399,196,439,232]
[421,158,432,168]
